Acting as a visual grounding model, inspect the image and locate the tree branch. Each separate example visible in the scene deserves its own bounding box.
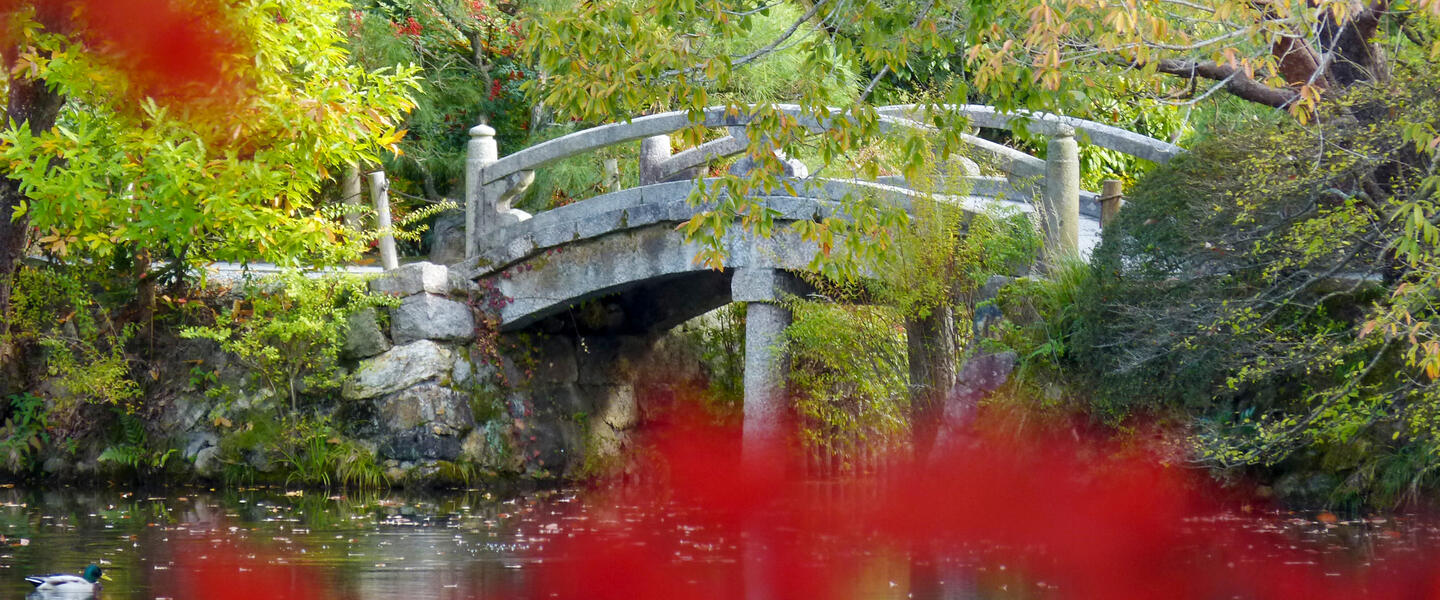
[660,0,827,78]
[1151,58,1300,108]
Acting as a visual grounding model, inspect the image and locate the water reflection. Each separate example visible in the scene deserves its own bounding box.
[0,486,551,600]
[0,485,1431,600]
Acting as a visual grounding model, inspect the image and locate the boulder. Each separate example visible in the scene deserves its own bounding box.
[342,308,391,359]
[391,294,475,345]
[927,351,1019,457]
[593,384,638,431]
[374,382,475,436]
[370,262,451,297]
[980,275,1012,301]
[451,349,497,387]
[159,394,211,436]
[585,384,638,460]
[447,269,479,295]
[344,340,455,400]
[461,422,524,473]
[193,446,221,477]
[182,431,219,461]
[956,351,1017,399]
[428,212,466,266]
[972,303,1004,341]
[379,427,464,462]
[42,456,73,478]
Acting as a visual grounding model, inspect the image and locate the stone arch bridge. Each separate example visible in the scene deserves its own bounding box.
[451,104,1182,460]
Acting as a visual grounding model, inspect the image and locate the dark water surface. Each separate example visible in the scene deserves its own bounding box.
[0,486,559,600]
[0,485,1432,599]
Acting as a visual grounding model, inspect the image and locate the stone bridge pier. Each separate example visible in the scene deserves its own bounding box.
[730,268,806,467]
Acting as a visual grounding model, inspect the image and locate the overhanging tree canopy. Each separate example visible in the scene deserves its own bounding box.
[521,0,1439,276]
[0,0,417,333]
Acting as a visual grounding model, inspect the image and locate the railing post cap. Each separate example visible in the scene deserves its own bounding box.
[1046,122,1076,138]
[470,123,496,138]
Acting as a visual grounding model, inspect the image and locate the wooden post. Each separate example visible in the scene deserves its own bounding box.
[341,165,362,230]
[368,170,399,270]
[1100,179,1124,227]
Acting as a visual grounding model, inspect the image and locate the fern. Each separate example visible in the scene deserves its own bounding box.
[98,410,176,474]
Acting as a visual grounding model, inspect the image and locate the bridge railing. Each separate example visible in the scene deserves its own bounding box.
[464,104,1183,260]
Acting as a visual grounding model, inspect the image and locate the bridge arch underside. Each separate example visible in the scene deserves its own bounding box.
[485,224,812,334]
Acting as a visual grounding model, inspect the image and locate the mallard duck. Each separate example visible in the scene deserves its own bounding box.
[25,564,109,593]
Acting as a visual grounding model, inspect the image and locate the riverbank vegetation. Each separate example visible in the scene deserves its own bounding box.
[0,0,1439,510]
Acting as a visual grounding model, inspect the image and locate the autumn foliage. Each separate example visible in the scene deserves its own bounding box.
[2,0,240,101]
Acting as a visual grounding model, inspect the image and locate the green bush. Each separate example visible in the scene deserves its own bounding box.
[7,264,142,415]
[217,410,388,490]
[0,393,51,474]
[1066,67,1440,504]
[786,300,909,471]
[182,270,398,411]
[97,409,175,478]
[679,303,747,418]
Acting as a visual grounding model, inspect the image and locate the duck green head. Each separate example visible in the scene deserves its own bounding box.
[82,565,104,584]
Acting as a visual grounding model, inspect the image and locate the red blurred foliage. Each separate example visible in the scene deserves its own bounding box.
[73,0,240,99]
[139,400,1440,600]
[2,0,241,104]
[526,405,1440,600]
[392,16,422,37]
[167,537,334,600]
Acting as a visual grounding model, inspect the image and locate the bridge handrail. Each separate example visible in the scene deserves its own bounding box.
[875,104,1183,165]
[466,177,1066,276]
[479,104,1182,188]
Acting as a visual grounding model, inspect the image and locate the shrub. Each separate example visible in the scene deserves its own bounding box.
[785,299,909,472]
[182,270,398,411]
[1070,66,1440,503]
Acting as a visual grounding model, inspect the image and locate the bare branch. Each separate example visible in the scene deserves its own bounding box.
[660,0,828,78]
[859,0,937,103]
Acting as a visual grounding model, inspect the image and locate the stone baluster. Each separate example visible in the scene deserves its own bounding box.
[1042,125,1080,260]
[341,165,362,230]
[639,134,671,185]
[603,158,620,193]
[465,123,498,260]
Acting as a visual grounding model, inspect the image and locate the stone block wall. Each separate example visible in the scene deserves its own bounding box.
[340,263,495,477]
[343,262,700,481]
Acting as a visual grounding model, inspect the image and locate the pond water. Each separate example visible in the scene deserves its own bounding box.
[0,486,559,599]
[0,484,1435,600]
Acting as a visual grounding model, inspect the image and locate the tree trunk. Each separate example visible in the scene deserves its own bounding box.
[906,304,957,465]
[0,3,68,337]
[134,247,156,353]
[1317,0,1391,87]
[1153,2,1393,109]
[0,51,66,340]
